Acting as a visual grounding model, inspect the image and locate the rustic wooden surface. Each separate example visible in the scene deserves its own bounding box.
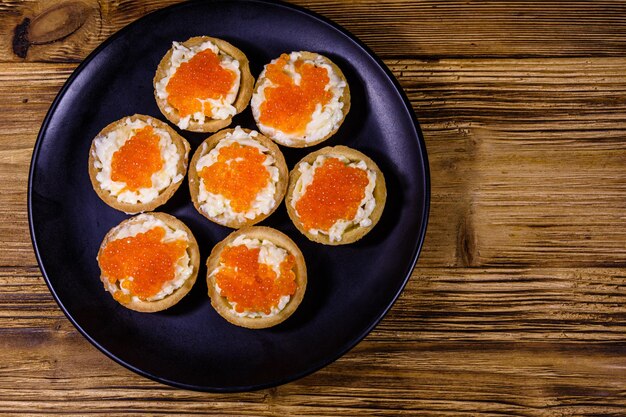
[1,0,626,415]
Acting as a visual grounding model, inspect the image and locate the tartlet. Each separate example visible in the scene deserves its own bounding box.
[97,212,200,312]
[251,51,350,147]
[188,126,288,228]
[153,36,254,132]
[286,145,386,245]
[206,226,307,329]
[88,114,190,214]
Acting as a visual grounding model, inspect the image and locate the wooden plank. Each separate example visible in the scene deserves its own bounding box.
[0,267,625,415]
[2,57,626,267]
[0,63,74,267]
[3,266,626,341]
[392,58,626,267]
[1,337,625,415]
[2,1,626,62]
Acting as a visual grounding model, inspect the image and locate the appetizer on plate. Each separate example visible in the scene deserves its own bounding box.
[206,226,307,329]
[188,126,288,228]
[251,51,350,147]
[286,145,386,245]
[154,36,254,132]
[97,212,200,312]
[88,114,190,214]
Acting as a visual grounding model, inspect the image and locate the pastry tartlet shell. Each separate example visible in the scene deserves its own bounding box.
[88,114,190,214]
[97,212,200,313]
[252,51,350,148]
[206,226,307,329]
[286,145,387,245]
[153,36,254,133]
[188,128,288,228]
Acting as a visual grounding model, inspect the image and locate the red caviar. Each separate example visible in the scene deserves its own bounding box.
[111,126,163,191]
[166,48,237,117]
[199,143,270,213]
[259,54,332,134]
[295,157,369,231]
[99,227,187,302]
[215,244,296,314]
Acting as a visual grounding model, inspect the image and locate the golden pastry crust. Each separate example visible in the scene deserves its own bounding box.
[97,212,200,313]
[153,36,254,132]
[252,51,351,148]
[206,226,307,329]
[88,114,190,214]
[286,145,387,245]
[188,127,288,228]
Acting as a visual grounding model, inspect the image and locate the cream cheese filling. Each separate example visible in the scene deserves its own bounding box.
[195,126,279,224]
[251,51,346,145]
[211,235,291,318]
[291,154,377,242]
[102,214,193,302]
[155,40,241,129]
[92,117,182,205]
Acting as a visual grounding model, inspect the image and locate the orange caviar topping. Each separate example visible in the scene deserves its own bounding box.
[199,143,270,213]
[215,244,296,314]
[295,157,369,231]
[99,226,187,301]
[111,126,164,191]
[259,54,332,134]
[166,48,237,117]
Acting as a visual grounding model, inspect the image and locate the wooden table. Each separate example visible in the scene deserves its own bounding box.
[2,1,626,415]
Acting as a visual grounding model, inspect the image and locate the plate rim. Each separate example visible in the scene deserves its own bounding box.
[27,0,431,392]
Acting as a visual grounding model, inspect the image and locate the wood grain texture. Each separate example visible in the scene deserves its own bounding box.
[395,57,626,267]
[1,0,182,62]
[1,267,626,415]
[2,1,626,62]
[1,0,626,415]
[0,62,73,267]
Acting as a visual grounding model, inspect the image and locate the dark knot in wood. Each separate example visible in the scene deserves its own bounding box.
[12,2,89,58]
[12,18,30,58]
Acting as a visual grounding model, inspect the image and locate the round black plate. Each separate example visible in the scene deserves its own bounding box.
[28,0,429,392]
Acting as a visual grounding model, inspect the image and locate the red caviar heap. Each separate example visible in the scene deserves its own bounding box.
[99,227,187,303]
[215,244,296,314]
[166,48,237,117]
[259,54,332,134]
[295,157,369,231]
[111,126,163,191]
[199,143,270,213]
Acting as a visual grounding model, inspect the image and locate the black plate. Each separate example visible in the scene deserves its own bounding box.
[28,0,429,392]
